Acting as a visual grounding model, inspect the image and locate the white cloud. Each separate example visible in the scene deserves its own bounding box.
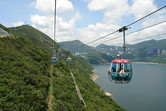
[125,20,166,45]
[30,0,81,42]
[30,15,53,28]
[88,0,129,23]
[86,0,166,46]
[34,0,74,14]
[77,23,121,45]
[30,12,81,42]
[29,0,166,45]
[57,12,80,32]
[126,0,166,44]
[130,0,157,19]
[12,21,24,27]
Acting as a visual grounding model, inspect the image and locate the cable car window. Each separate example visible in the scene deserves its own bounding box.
[111,63,116,72]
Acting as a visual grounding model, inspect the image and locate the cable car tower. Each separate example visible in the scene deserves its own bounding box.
[51,0,58,65]
[108,26,133,84]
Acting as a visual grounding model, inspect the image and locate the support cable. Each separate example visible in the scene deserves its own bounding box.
[68,5,166,53]
[53,0,57,57]
[127,5,166,27]
[93,20,166,46]
[111,32,166,46]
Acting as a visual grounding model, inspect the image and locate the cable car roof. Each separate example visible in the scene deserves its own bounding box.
[112,59,131,63]
[67,57,72,59]
[52,56,57,59]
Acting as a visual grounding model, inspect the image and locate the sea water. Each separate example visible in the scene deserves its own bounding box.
[93,63,166,111]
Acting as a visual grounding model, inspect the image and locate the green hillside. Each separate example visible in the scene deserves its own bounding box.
[0,24,125,111]
[9,25,56,50]
[0,37,51,110]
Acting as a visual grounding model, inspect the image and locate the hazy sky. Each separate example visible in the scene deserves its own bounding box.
[0,0,166,46]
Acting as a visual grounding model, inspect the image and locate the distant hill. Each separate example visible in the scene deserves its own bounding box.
[129,39,166,50]
[59,40,96,53]
[96,39,166,64]
[59,40,114,64]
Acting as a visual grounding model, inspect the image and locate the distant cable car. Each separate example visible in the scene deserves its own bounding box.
[51,56,58,65]
[108,26,133,84]
[61,54,64,58]
[108,59,133,84]
[66,57,72,63]
[51,47,58,65]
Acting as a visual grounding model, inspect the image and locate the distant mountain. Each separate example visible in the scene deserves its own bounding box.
[96,39,166,64]
[129,39,166,50]
[59,40,114,64]
[96,44,122,55]
[59,40,96,53]
[96,44,112,49]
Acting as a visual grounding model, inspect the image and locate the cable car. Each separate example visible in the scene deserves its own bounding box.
[66,57,72,63]
[51,56,58,65]
[107,26,133,84]
[61,54,64,58]
[108,59,133,84]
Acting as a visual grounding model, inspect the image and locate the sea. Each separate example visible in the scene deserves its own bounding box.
[93,63,166,111]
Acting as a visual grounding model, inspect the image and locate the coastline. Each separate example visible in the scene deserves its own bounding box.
[90,69,112,97]
[92,62,166,66]
[132,61,166,65]
[92,61,166,66]
[90,73,99,82]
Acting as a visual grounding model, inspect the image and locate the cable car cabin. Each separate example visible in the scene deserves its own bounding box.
[66,57,72,63]
[61,54,64,58]
[108,59,133,84]
[51,56,58,65]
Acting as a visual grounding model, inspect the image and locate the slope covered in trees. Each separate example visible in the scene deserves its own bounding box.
[0,37,51,110]
[0,24,125,111]
[9,25,55,50]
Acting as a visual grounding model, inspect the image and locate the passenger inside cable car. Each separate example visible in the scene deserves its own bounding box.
[108,59,132,83]
[51,56,58,64]
[66,57,72,63]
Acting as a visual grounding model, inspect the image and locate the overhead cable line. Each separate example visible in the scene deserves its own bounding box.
[86,31,118,45]
[127,32,166,43]
[70,5,166,52]
[126,5,166,27]
[52,0,57,57]
[93,20,166,46]
[71,30,118,52]
[112,32,166,46]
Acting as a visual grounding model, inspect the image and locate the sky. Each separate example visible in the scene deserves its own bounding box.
[0,0,166,46]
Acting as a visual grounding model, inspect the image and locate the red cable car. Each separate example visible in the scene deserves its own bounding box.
[108,59,133,84]
[108,26,133,84]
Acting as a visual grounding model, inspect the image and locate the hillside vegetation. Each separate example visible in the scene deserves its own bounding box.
[9,25,56,50]
[0,24,125,111]
[0,37,51,110]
